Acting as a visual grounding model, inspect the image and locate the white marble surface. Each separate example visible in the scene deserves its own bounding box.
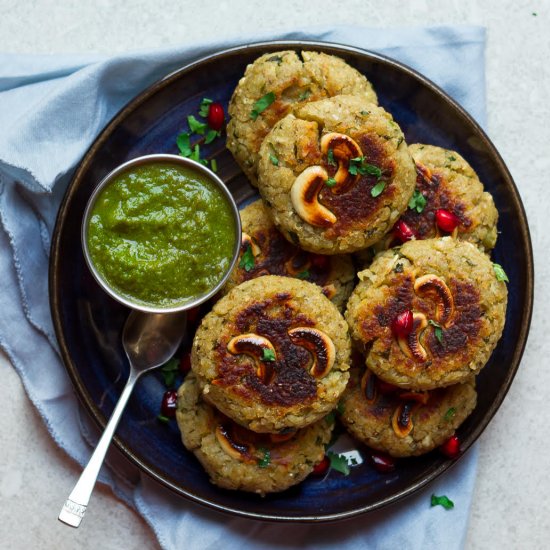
[0,1,548,548]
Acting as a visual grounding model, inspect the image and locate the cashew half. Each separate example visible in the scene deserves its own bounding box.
[414,274,455,327]
[290,166,336,227]
[215,424,256,463]
[320,132,363,193]
[241,232,261,257]
[287,327,336,378]
[391,401,415,438]
[397,312,428,362]
[227,333,277,384]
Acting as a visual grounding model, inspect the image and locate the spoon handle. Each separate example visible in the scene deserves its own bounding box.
[58,368,140,528]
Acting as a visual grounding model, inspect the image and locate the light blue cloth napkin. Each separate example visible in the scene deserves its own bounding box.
[0,25,485,550]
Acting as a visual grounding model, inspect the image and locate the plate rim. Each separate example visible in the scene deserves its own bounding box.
[49,39,534,523]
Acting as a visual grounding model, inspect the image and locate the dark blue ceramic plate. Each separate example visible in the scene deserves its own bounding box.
[49,41,533,522]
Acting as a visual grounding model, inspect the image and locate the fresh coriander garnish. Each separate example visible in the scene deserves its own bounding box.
[204,128,219,144]
[448,155,457,161]
[408,189,427,213]
[394,262,404,273]
[157,414,170,424]
[493,263,509,282]
[239,244,255,272]
[325,177,337,187]
[257,447,271,468]
[327,451,350,476]
[444,407,456,422]
[176,132,192,157]
[327,148,336,166]
[160,358,179,387]
[296,269,310,280]
[198,97,213,118]
[210,158,218,172]
[269,153,279,166]
[187,115,207,135]
[431,494,454,510]
[299,89,311,101]
[360,110,371,116]
[262,348,276,362]
[370,180,386,197]
[250,92,276,120]
[428,319,444,344]
[348,157,382,178]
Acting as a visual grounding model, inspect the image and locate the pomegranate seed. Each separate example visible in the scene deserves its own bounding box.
[391,310,414,338]
[187,306,201,327]
[207,102,225,131]
[435,209,460,233]
[393,219,417,242]
[311,455,330,476]
[179,352,191,374]
[440,435,461,458]
[369,452,396,473]
[161,390,178,418]
[310,254,330,271]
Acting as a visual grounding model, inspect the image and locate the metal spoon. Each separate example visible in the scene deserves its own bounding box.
[58,309,187,528]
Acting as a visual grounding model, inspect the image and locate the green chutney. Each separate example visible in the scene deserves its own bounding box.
[86,162,236,308]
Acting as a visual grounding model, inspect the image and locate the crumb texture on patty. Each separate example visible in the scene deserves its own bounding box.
[227,50,378,185]
[257,95,416,254]
[340,367,477,456]
[224,199,355,310]
[177,373,333,495]
[192,275,351,432]
[345,238,507,390]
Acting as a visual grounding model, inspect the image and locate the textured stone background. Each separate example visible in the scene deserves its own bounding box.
[0,1,547,548]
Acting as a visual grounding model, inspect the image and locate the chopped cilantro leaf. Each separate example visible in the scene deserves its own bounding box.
[198,97,213,117]
[257,447,271,468]
[296,269,310,280]
[269,153,279,166]
[444,407,456,422]
[408,189,427,213]
[204,129,219,144]
[431,494,454,510]
[327,148,337,166]
[187,115,207,135]
[326,177,337,187]
[190,143,200,161]
[176,132,192,157]
[160,358,179,387]
[210,158,218,172]
[250,92,276,120]
[371,180,386,197]
[327,451,350,476]
[262,348,276,362]
[428,320,444,344]
[299,89,311,101]
[239,244,255,272]
[493,263,509,282]
[349,157,382,178]
[394,262,404,273]
[360,110,371,116]
[448,155,457,161]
